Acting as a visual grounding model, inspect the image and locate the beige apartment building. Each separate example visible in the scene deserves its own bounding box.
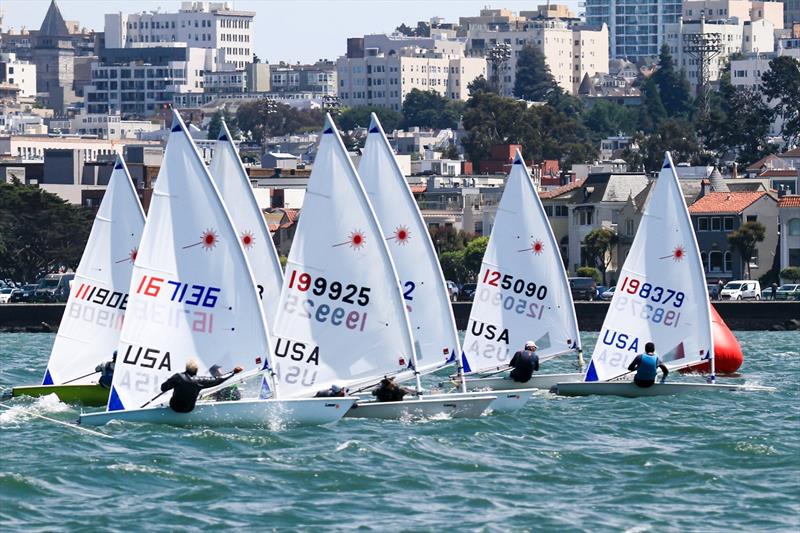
[337,48,487,111]
[466,18,609,96]
[683,1,784,29]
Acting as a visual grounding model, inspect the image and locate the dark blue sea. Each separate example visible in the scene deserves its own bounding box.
[1,331,798,531]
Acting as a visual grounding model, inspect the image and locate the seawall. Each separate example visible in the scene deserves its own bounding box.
[0,302,797,332]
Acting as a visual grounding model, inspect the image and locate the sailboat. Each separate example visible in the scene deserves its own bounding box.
[269,114,494,419]
[458,151,584,391]
[357,113,530,412]
[79,110,355,426]
[10,156,145,406]
[208,121,284,326]
[554,153,774,397]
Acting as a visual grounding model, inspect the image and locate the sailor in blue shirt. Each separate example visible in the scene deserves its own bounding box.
[627,342,669,388]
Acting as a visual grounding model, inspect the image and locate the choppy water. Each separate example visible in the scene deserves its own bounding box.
[0,331,798,531]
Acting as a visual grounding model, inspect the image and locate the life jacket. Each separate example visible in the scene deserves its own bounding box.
[636,353,658,381]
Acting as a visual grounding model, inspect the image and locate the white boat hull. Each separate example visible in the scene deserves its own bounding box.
[426,389,533,413]
[343,395,495,419]
[457,372,583,391]
[78,397,356,427]
[553,381,776,398]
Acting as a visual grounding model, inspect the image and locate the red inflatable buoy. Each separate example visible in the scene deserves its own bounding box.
[681,304,744,374]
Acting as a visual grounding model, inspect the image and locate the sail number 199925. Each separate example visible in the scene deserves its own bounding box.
[288,270,370,306]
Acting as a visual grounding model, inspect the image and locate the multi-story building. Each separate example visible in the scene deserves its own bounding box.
[786,1,800,27]
[68,111,162,139]
[683,1,785,29]
[269,60,337,95]
[0,53,36,98]
[665,16,775,90]
[586,0,683,61]
[778,195,800,278]
[465,17,609,95]
[84,46,212,117]
[337,46,486,111]
[104,1,255,69]
[688,191,779,281]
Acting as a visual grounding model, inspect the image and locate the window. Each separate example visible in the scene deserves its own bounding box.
[724,251,732,272]
[788,219,800,236]
[709,251,723,272]
[711,217,721,231]
[746,215,757,222]
[544,205,554,216]
[701,252,708,271]
[698,217,709,231]
[749,248,759,268]
[555,205,568,217]
[625,219,634,236]
[723,217,734,231]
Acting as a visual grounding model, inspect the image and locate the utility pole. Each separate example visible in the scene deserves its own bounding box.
[682,13,722,119]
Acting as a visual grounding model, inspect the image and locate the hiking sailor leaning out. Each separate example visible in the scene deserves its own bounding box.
[160,358,242,413]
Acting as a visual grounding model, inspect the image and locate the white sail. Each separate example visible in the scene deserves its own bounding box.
[42,157,145,385]
[461,151,580,373]
[208,121,284,327]
[107,110,271,411]
[358,114,459,373]
[584,153,712,382]
[271,115,417,397]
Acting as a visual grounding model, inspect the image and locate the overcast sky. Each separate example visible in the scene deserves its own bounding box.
[2,0,583,63]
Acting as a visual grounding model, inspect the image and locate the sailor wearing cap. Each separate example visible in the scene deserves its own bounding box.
[509,341,540,383]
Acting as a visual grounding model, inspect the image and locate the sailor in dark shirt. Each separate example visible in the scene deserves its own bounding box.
[509,341,540,383]
[160,358,243,413]
[95,350,117,388]
[372,377,413,402]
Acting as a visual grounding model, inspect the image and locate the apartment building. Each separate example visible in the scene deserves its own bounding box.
[0,53,36,99]
[104,1,255,69]
[683,1,784,29]
[586,0,683,61]
[84,46,212,117]
[466,18,609,95]
[337,47,486,110]
[269,60,337,95]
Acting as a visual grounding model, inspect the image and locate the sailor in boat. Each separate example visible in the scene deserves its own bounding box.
[95,350,117,388]
[314,384,348,398]
[627,342,669,388]
[373,377,413,402]
[160,359,243,413]
[509,341,540,383]
[208,365,242,402]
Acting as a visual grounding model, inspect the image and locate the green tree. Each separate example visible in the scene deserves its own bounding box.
[628,118,704,172]
[582,101,639,140]
[780,266,800,283]
[462,237,489,281]
[728,221,766,279]
[402,89,462,129]
[651,44,693,117]
[513,45,559,101]
[236,100,324,143]
[207,110,223,140]
[575,266,601,284]
[429,226,473,253]
[440,250,468,284]
[0,181,93,281]
[337,106,402,132]
[468,75,493,96]
[761,56,800,145]
[583,227,618,285]
[638,77,667,132]
[207,108,240,140]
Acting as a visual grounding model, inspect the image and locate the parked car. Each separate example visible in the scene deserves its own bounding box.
[10,284,37,303]
[595,285,608,298]
[459,283,477,301]
[719,280,761,300]
[569,277,597,301]
[600,286,616,300]
[34,273,75,302]
[774,284,800,301]
[445,280,459,302]
[0,287,13,304]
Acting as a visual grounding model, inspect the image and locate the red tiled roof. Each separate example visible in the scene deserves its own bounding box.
[782,148,800,157]
[779,195,800,208]
[688,191,768,214]
[283,209,300,222]
[539,177,586,199]
[758,169,799,178]
[410,184,427,194]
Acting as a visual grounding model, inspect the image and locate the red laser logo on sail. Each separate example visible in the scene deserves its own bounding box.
[240,230,255,249]
[518,239,544,254]
[115,247,138,264]
[659,245,686,261]
[389,225,410,245]
[183,229,219,251]
[333,230,366,250]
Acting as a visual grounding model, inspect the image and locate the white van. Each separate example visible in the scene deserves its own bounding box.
[719,280,761,300]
